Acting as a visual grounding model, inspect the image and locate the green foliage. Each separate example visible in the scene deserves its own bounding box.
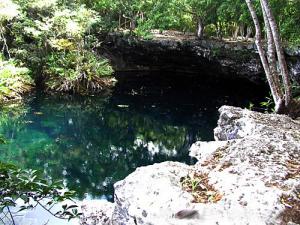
[278,0,300,46]
[1,0,299,78]
[181,172,223,203]
[0,56,33,101]
[292,82,300,100]
[133,27,153,39]
[0,0,299,99]
[248,102,254,111]
[45,50,113,94]
[1,0,114,97]
[91,0,300,43]
[0,135,6,144]
[0,161,81,224]
[260,94,275,113]
[0,0,19,23]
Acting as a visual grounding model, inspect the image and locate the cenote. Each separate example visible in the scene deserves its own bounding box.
[0,71,267,202]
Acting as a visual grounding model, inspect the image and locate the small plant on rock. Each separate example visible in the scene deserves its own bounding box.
[180,172,222,203]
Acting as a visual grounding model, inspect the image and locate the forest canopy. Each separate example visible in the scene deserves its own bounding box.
[86,0,300,43]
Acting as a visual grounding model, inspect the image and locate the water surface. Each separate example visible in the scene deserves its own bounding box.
[0,72,267,201]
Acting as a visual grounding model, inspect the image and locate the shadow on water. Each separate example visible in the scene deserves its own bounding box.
[0,71,268,201]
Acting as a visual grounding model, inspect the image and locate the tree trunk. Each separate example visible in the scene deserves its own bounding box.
[196,18,204,39]
[245,0,285,113]
[239,23,245,39]
[233,25,239,40]
[130,19,136,31]
[219,23,223,40]
[260,0,292,108]
[245,26,252,40]
[260,0,284,106]
[245,0,299,117]
[118,14,121,30]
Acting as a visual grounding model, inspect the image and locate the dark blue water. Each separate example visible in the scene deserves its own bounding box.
[0,72,267,201]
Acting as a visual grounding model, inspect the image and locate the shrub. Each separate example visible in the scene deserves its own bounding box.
[45,50,114,94]
[0,56,33,101]
[8,1,114,94]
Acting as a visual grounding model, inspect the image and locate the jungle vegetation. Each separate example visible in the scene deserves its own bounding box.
[0,0,299,98]
[0,0,300,223]
[0,0,299,101]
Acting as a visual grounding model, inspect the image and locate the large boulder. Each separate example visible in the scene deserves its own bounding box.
[111,161,194,225]
[190,106,300,225]
[214,105,300,141]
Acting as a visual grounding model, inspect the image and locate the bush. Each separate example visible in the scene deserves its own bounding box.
[0,56,33,101]
[6,1,114,95]
[45,50,114,94]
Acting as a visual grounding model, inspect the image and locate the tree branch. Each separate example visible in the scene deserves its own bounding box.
[6,206,16,225]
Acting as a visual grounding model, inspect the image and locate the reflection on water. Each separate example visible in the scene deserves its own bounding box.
[0,95,199,201]
[0,72,267,201]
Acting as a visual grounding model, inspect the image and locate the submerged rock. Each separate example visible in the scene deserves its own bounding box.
[81,106,300,225]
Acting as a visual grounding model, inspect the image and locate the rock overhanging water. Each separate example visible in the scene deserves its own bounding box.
[100,33,300,85]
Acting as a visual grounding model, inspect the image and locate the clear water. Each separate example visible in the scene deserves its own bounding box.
[0,72,267,201]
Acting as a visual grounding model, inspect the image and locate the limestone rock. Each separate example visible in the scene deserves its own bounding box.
[214,105,300,141]
[80,200,114,225]
[112,161,195,225]
[190,106,300,225]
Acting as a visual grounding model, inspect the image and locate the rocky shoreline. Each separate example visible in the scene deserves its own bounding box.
[80,106,300,225]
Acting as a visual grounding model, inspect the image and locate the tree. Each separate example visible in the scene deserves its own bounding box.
[180,0,221,39]
[217,0,253,40]
[245,0,300,117]
[0,0,20,58]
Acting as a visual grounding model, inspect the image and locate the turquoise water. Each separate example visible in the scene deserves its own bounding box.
[0,73,266,201]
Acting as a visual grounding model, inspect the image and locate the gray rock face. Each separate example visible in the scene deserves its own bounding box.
[101,34,264,84]
[81,106,300,225]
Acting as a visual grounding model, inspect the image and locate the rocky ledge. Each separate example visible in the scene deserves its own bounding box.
[81,106,300,225]
[101,33,300,84]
